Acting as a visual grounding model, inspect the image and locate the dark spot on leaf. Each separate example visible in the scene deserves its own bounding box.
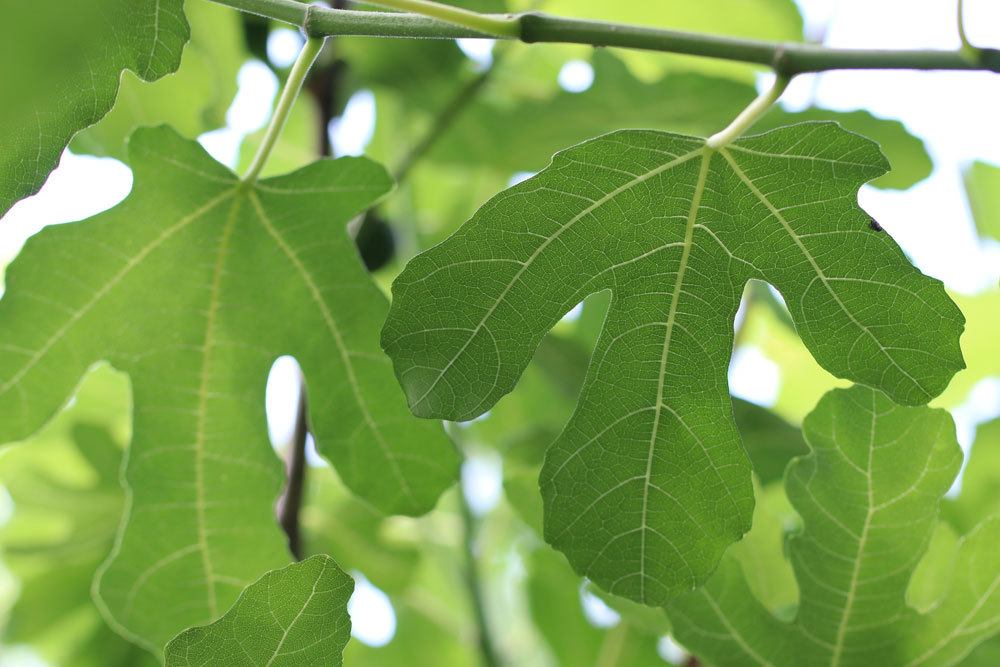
[869,217,884,232]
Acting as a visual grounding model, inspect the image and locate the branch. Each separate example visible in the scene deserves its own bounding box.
[458,460,504,667]
[208,0,1000,74]
[278,376,310,561]
[393,58,497,182]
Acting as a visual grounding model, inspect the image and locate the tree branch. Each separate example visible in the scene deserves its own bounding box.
[278,378,310,561]
[458,461,504,667]
[393,60,496,183]
[207,0,1000,74]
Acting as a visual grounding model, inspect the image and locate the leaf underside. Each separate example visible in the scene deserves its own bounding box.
[164,555,353,667]
[667,385,1000,667]
[0,0,189,216]
[382,123,965,605]
[0,126,458,651]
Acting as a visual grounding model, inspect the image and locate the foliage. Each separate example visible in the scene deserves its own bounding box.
[164,555,354,666]
[1,0,998,665]
[0,0,189,216]
[382,124,964,604]
[964,160,1000,243]
[0,126,456,654]
[667,385,1000,667]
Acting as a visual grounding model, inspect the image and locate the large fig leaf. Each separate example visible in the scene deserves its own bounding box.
[667,385,1000,667]
[382,124,964,604]
[0,126,458,651]
[0,0,188,216]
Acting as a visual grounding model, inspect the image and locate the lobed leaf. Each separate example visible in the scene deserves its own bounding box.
[0,126,458,651]
[0,0,189,216]
[164,556,353,667]
[382,124,964,604]
[667,385,1000,667]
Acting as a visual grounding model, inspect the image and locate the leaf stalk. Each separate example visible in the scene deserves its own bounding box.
[957,0,982,64]
[706,75,791,148]
[207,0,1000,74]
[243,35,326,185]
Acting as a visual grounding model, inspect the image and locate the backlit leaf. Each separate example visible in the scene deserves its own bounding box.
[964,161,1000,242]
[0,126,458,651]
[382,124,964,604]
[0,366,156,666]
[71,1,245,161]
[667,385,1000,667]
[0,0,188,215]
[164,556,353,667]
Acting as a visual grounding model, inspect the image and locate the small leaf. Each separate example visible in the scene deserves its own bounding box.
[964,161,1000,242]
[164,556,353,667]
[382,124,964,604]
[0,126,458,650]
[667,385,1000,666]
[0,0,189,215]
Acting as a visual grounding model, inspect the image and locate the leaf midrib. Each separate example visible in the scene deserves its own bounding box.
[189,194,243,619]
[405,144,705,414]
[638,149,711,602]
[829,391,877,666]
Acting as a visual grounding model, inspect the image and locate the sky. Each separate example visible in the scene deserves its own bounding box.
[1,0,999,662]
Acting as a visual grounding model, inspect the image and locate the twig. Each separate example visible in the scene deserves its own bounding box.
[208,1,1000,75]
[278,378,309,560]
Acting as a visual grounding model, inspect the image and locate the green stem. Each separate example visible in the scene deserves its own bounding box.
[243,36,326,185]
[707,75,790,148]
[207,0,1000,74]
[957,0,980,63]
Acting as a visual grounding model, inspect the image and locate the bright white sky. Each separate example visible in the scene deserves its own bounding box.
[1,1,999,663]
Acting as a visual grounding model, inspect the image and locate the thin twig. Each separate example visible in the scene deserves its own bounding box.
[208,0,1000,74]
[278,378,309,560]
[393,59,498,182]
[458,459,504,667]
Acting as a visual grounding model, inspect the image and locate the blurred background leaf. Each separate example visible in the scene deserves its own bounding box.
[71,1,246,161]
